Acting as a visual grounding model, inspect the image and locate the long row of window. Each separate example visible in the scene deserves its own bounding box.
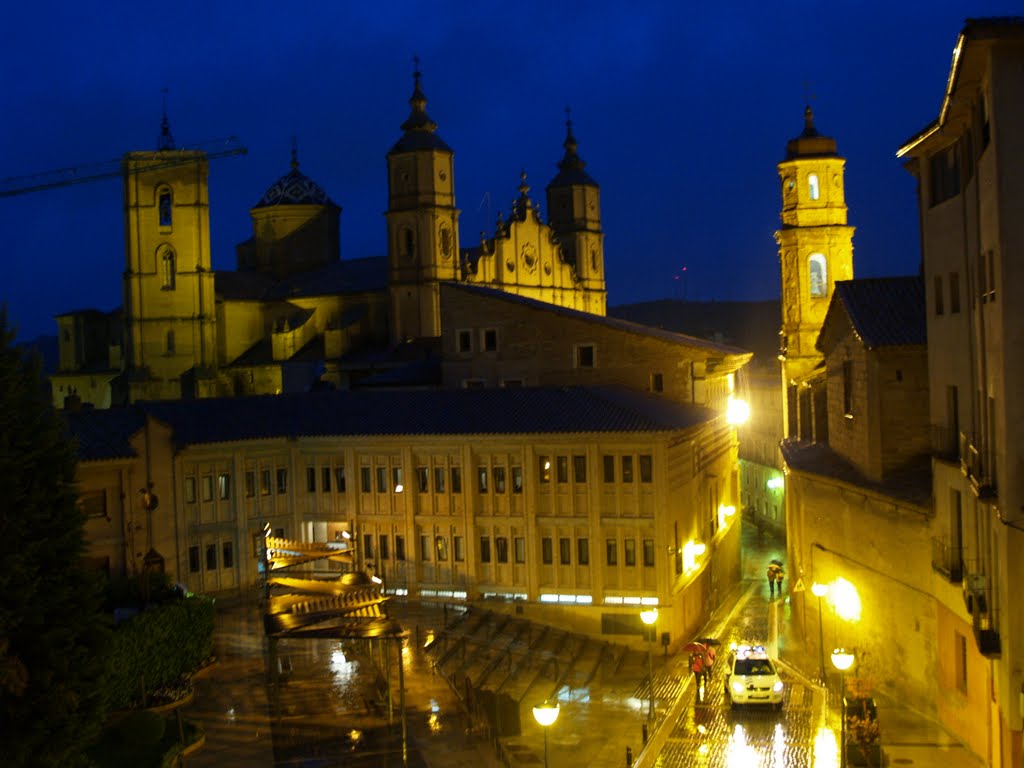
[185,453,655,504]
[361,532,654,567]
[188,541,234,573]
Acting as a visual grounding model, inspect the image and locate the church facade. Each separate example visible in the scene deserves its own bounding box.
[51,69,607,407]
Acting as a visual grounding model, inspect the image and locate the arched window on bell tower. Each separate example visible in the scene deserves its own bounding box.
[808,173,820,201]
[161,248,177,290]
[809,253,827,297]
[158,187,173,229]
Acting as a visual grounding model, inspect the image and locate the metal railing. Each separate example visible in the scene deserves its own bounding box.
[959,432,997,500]
[930,536,964,583]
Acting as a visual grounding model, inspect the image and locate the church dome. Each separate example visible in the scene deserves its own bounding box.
[253,149,336,208]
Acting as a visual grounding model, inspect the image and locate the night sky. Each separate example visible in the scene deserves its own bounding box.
[1,1,1015,341]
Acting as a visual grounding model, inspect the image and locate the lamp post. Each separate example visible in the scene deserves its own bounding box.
[532,700,559,768]
[640,607,658,720]
[831,647,855,768]
[811,582,829,682]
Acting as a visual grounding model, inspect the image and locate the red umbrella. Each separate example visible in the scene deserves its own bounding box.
[682,641,708,654]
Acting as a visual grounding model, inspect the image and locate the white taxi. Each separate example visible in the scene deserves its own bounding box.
[724,644,784,709]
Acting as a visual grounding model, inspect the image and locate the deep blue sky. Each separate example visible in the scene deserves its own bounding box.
[1,1,1014,341]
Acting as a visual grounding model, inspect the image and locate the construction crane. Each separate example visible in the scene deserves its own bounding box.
[0,135,247,198]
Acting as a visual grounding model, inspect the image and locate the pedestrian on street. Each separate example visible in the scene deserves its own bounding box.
[767,565,777,598]
[702,645,716,685]
[775,568,785,596]
[691,652,705,701]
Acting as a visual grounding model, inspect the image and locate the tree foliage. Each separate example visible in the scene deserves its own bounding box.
[0,311,111,766]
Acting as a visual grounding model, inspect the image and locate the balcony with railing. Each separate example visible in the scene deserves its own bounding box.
[930,536,964,583]
[959,432,997,502]
[962,571,1000,657]
[929,424,959,462]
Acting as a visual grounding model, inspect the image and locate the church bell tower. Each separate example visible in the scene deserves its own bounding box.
[776,107,854,435]
[386,64,460,343]
[122,110,218,401]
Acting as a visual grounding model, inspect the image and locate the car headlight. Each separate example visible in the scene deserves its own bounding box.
[773,681,784,692]
[731,681,745,694]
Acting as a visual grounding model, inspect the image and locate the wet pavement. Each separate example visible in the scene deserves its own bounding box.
[179,521,988,768]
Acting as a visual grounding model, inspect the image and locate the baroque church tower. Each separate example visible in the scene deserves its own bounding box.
[122,112,218,401]
[776,107,854,436]
[386,65,460,343]
[545,114,606,315]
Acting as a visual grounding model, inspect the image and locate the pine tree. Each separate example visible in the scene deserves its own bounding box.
[0,311,111,766]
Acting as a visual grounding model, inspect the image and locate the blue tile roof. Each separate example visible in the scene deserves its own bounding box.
[67,387,717,456]
[64,407,145,461]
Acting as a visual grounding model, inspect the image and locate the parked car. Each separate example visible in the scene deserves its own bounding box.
[724,644,784,709]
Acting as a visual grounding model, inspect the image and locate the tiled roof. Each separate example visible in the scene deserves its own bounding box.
[64,407,145,461]
[67,387,717,456]
[215,270,278,301]
[447,284,751,358]
[609,299,780,360]
[781,439,932,508]
[264,257,388,299]
[831,277,926,349]
[253,167,336,209]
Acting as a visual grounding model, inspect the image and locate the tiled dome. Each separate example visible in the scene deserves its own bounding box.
[254,166,334,208]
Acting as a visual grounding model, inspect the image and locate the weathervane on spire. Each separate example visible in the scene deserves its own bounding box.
[158,87,175,151]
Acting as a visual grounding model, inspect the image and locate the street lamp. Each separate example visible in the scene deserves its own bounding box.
[532,700,559,768]
[640,607,658,720]
[831,648,855,768]
[811,582,829,681]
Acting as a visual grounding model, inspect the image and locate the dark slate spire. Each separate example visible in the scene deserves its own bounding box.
[390,57,451,154]
[802,105,819,137]
[547,108,598,188]
[157,88,175,151]
[290,135,300,171]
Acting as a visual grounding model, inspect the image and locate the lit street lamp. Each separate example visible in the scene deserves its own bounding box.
[811,582,829,681]
[532,700,559,768]
[640,607,658,720]
[831,647,855,768]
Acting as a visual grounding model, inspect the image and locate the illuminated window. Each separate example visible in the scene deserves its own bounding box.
[437,536,449,561]
[392,467,403,492]
[808,173,820,200]
[539,456,551,483]
[809,253,827,298]
[478,467,489,493]
[217,473,230,500]
[511,466,522,493]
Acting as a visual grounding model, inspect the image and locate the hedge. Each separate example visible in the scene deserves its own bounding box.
[105,596,215,711]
